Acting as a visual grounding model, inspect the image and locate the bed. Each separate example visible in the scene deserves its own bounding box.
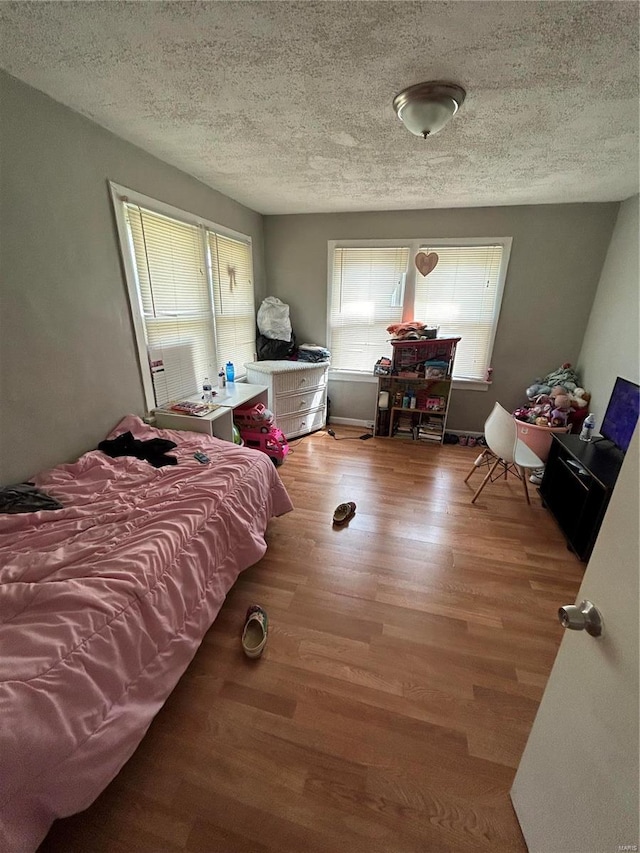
[0,415,293,852]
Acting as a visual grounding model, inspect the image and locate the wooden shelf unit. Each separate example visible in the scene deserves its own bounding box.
[374,337,460,443]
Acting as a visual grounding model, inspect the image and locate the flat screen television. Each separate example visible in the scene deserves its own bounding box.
[600,376,640,454]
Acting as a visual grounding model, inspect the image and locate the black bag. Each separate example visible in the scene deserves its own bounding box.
[256,332,297,361]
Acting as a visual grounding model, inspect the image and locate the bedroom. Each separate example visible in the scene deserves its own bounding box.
[1,1,638,852]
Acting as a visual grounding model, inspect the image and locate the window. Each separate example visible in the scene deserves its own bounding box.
[111,183,255,408]
[208,232,256,376]
[328,238,511,383]
[329,247,409,373]
[414,245,505,382]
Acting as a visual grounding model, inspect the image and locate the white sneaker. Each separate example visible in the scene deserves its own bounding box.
[529,467,545,486]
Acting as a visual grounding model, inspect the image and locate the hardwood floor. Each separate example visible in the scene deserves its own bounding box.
[41,428,584,853]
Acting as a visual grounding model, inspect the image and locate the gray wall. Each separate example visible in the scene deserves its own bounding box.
[0,72,265,484]
[264,204,619,430]
[578,195,639,426]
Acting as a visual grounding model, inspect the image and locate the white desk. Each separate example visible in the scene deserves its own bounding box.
[153,383,268,442]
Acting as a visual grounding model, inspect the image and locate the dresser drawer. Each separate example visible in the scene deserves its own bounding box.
[273,367,327,395]
[276,387,326,417]
[278,407,326,439]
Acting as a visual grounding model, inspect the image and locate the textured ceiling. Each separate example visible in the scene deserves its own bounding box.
[1,1,638,214]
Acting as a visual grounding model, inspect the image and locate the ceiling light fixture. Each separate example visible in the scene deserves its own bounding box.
[393,81,466,139]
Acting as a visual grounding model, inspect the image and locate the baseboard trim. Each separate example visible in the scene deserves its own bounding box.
[330,417,371,428]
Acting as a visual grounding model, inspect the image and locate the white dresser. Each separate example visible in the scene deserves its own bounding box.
[245,361,329,439]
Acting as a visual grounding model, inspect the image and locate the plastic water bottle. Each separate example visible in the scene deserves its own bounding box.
[225,361,235,383]
[202,376,213,403]
[580,413,595,442]
[217,367,226,389]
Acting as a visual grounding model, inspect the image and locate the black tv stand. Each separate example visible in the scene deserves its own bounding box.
[540,434,624,562]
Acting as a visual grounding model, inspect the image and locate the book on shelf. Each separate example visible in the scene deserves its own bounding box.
[161,400,220,417]
[418,432,443,442]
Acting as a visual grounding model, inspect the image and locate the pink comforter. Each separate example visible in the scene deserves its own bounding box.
[0,415,293,852]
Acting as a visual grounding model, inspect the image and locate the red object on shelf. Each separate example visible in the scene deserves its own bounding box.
[567,407,590,435]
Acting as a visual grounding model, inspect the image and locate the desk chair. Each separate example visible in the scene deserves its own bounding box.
[465,403,544,504]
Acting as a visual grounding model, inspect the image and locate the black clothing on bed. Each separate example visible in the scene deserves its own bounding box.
[0,484,64,513]
[98,432,178,468]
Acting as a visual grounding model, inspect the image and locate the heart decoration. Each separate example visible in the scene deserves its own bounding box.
[415,251,439,277]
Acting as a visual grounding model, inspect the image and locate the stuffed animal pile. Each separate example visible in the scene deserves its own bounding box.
[514,362,591,428]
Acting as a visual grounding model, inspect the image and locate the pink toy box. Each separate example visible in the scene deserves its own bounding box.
[515,419,571,463]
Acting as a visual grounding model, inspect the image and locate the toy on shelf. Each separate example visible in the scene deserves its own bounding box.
[373,356,392,376]
[425,395,445,411]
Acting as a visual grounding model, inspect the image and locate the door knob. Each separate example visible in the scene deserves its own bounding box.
[558,600,603,637]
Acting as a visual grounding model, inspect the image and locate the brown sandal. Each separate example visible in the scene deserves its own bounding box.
[333,501,356,525]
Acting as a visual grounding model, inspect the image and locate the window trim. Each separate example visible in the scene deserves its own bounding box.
[326,236,512,388]
[109,181,253,410]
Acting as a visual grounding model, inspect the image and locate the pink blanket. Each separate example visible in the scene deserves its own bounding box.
[0,416,292,852]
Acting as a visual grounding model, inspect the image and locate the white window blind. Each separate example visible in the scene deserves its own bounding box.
[414,245,504,382]
[121,197,256,407]
[209,232,256,375]
[329,247,409,372]
[125,204,216,405]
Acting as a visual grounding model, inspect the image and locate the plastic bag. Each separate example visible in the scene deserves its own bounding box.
[256,332,296,360]
[257,296,292,341]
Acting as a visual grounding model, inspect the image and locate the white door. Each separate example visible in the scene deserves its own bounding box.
[511,427,639,852]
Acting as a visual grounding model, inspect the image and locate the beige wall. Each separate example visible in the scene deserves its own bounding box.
[264,204,618,430]
[578,195,640,426]
[0,72,265,484]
